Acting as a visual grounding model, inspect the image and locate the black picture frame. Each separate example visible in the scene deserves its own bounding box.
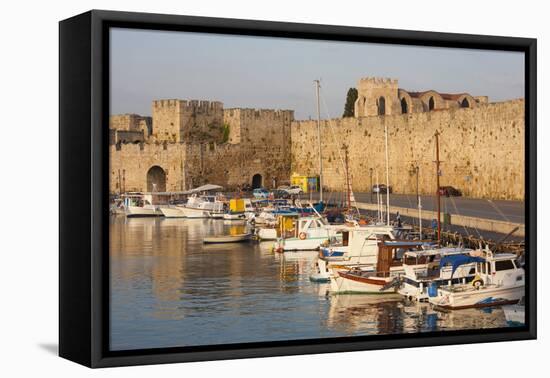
[59,9,537,368]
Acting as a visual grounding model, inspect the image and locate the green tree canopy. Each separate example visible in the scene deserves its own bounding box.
[342,87,358,118]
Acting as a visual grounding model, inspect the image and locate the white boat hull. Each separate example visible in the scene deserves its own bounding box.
[274,237,329,251]
[179,206,210,218]
[330,272,397,294]
[126,206,160,217]
[160,207,186,218]
[257,228,277,240]
[429,285,524,310]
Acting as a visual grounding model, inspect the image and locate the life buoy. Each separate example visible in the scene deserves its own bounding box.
[472,276,484,288]
[299,232,307,240]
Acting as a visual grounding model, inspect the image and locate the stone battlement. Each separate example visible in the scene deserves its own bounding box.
[224,108,294,120]
[153,99,224,112]
[358,77,398,86]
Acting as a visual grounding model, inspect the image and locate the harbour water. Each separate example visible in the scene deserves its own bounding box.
[110,216,513,351]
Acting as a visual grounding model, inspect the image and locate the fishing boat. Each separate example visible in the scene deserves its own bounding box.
[428,247,524,310]
[310,225,401,282]
[272,215,340,252]
[397,248,478,302]
[256,213,300,240]
[203,233,252,243]
[122,192,163,217]
[223,198,255,221]
[329,240,425,294]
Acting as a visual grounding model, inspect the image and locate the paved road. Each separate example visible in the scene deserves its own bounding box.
[302,192,525,224]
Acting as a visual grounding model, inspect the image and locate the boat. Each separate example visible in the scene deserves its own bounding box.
[397,247,478,302]
[223,198,255,221]
[122,192,162,217]
[428,247,524,310]
[329,240,425,294]
[203,233,252,243]
[272,215,340,252]
[177,193,225,218]
[256,213,300,240]
[310,225,414,282]
[159,206,186,218]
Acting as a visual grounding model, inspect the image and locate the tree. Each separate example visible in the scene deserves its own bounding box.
[342,88,358,117]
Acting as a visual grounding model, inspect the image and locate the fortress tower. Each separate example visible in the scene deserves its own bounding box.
[354,77,400,117]
[152,99,224,143]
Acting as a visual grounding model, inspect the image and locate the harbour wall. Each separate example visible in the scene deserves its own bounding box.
[290,99,525,200]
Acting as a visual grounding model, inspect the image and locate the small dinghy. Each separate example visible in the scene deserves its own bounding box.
[203,233,252,244]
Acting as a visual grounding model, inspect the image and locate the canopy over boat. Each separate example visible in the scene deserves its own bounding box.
[440,254,485,276]
[183,184,224,194]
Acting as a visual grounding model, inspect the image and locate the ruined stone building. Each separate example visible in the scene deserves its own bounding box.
[110,77,525,200]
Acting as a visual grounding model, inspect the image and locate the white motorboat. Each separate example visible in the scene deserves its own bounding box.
[256,213,300,241]
[178,194,225,218]
[428,248,524,310]
[397,247,478,302]
[122,193,162,217]
[272,216,340,252]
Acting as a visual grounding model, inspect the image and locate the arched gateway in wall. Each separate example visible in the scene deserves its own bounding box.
[147,165,166,192]
[252,174,262,189]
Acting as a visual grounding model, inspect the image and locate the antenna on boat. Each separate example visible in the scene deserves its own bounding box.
[384,122,391,226]
[314,79,323,204]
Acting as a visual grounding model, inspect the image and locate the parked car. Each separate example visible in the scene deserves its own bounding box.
[252,188,270,199]
[439,186,462,197]
[240,183,252,192]
[286,185,304,195]
[271,189,291,199]
[372,184,392,194]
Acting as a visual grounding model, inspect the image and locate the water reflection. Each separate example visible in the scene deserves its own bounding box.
[110,216,512,351]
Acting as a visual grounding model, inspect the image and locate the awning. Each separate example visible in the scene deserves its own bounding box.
[183,184,224,194]
[440,254,485,276]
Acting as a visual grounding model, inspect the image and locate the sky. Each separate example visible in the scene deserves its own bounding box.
[110,28,525,120]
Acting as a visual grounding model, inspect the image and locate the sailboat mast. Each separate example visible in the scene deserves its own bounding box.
[314,79,323,203]
[344,147,351,211]
[435,130,441,243]
[376,170,381,223]
[384,123,390,226]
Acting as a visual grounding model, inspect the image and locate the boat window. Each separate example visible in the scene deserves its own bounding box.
[343,231,349,246]
[495,260,515,271]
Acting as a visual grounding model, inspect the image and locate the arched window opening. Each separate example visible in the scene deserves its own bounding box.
[377,97,386,115]
[428,97,435,111]
[147,166,166,192]
[461,98,470,108]
[401,98,408,114]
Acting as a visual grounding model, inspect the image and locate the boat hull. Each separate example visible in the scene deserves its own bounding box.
[330,272,397,294]
[160,207,186,218]
[203,234,251,243]
[429,285,524,310]
[126,206,160,217]
[179,206,210,218]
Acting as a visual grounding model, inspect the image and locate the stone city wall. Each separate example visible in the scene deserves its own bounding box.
[291,99,525,200]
